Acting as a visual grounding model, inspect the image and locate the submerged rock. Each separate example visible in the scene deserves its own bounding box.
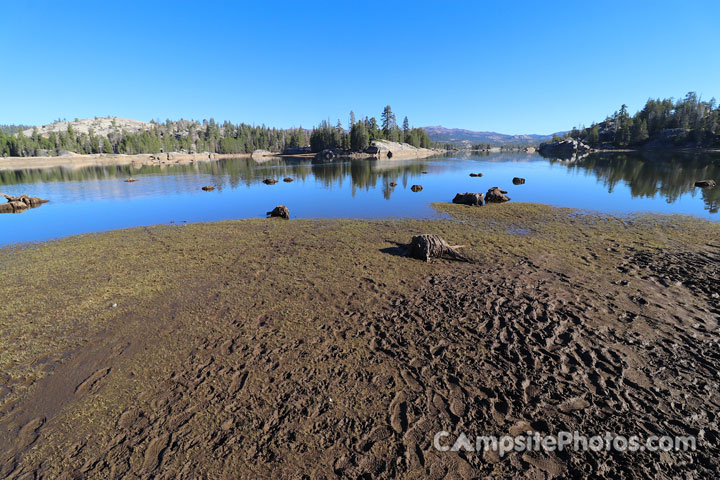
[485,187,511,203]
[695,180,716,188]
[512,177,526,185]
[266,205,290,219]
[410,185,423,192]
[452,192,484,206]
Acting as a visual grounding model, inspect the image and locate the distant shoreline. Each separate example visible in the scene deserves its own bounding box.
[0,152,249,171]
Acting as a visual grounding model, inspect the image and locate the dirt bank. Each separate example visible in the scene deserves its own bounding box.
[0,204,718,478]
[0,152,249,171]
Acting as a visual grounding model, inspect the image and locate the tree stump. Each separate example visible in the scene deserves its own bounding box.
[266,205,290,219]
[408,234,468,263]
[410,185,423,192]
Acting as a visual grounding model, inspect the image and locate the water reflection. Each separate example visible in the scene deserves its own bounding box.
[551,152,720,214]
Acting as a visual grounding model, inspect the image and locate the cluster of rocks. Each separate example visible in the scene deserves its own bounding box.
[452,187,511,206]
[0,194,49,213]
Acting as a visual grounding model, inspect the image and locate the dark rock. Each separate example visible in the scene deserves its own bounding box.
[512,177,526,185]
[283,177,294,182]
[266,205,290,219]
[389,182,397,187]
[485,187,510,203]
[695,180,716,188]
[469,173,483,177]
[410,185,423,192]
[452,192,484,206]
[262,178,278,185]
[201,185,215,191]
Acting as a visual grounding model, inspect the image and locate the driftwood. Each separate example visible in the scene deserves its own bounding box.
[452,192,484,206]
[263,178,278,185]
[486,187,510,203]
[512,177,526,185]
[266,205,290,219]
[408,234,468,263]
[410,185,423,192]
[201,185,215,191]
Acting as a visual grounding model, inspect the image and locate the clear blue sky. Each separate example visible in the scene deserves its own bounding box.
[1,0,718,134]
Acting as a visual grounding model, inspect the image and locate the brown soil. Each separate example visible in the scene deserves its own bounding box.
[0,204,718,478]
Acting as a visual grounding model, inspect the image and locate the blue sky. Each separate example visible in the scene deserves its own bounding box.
[1,0,718,134]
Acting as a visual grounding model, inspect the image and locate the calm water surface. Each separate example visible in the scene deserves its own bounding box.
[1,151,718,245]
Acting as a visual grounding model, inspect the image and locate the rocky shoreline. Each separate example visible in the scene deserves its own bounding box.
[0,152,249,171]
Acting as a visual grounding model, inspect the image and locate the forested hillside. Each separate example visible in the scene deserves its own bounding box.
[0,105,432,157]
[551,92,720,148]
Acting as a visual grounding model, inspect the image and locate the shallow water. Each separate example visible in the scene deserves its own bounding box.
[1,151,718,245]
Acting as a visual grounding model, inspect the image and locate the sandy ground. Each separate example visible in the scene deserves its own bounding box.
[0,204,718,478]
[0,153,249,171]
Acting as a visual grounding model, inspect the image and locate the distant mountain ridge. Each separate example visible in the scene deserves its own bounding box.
[422,125,561,146]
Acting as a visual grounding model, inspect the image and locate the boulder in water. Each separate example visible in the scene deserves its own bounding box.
[201,185,215,191]
[410,185,423,192]
[469,173,483,177]
[452,192,484,206]
[512,177,526,185]
[266,205,290,219]
[263,178,278,185]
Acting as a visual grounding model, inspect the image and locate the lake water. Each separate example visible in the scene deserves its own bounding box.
[1,151,719,246]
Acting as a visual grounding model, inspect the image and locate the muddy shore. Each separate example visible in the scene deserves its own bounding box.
[0,204,718,478]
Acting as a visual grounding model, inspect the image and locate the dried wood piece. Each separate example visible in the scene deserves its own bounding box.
[408,234,468,263]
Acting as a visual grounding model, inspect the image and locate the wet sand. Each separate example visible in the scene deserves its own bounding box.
[0,204,718,478]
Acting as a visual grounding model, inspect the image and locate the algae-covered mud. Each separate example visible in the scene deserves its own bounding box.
[1,203,718,478]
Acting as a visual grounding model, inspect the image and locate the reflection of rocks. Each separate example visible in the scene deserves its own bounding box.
[485,187,510,203]
[0,194,49,213]
[266,205,290,219]
[512,177,526,185]
[452,192,484,206]
[410,185,423,192]
[695,180,716,188]
[538,138,590,161]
